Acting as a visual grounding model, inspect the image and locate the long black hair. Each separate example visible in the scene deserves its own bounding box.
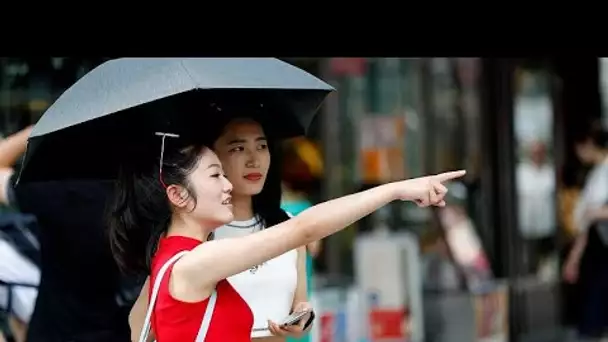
[252,135,290,229]
[107,139,210,276]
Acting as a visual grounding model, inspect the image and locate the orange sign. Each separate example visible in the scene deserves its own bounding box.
[359,115,406,183]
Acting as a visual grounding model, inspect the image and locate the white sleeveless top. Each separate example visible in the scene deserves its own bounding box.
[214,215,298,338]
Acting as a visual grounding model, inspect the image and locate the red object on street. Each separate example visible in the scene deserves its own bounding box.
[369,308,409,341]
[320,312,335,342]
[329,58,367,77]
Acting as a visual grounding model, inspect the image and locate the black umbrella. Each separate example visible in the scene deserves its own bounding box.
[16,58,334,184]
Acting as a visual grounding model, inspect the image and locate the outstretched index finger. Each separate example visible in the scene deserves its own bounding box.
[434,170,466,182]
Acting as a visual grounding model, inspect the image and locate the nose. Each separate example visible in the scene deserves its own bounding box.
[245,152,260,168]
[222,175,233,193]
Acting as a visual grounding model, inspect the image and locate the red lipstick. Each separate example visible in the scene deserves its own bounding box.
[244,172,262,181]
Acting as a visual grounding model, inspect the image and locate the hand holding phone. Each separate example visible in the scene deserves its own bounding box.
[268,302,315,338]
[279,308,311,327]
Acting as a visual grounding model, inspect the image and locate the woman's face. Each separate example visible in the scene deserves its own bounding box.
[575,139,596,165]
[169,147,234,227]
[213,118,270,198]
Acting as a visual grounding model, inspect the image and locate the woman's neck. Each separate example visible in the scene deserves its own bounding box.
[166,216,213,242]
[231,194,255,221]
[595,150,608,164]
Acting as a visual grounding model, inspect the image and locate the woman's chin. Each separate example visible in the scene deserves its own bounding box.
[221,211,235,225]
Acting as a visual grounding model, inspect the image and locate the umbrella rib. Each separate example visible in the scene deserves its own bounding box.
[178,60,200,89]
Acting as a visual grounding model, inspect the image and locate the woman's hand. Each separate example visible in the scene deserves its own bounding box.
[562,253,580,284]
[268,302,313,338]
[394,170,466,207]
[562,232,588,284]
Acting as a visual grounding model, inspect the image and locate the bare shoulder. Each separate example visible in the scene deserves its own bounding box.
[171,253,215,302]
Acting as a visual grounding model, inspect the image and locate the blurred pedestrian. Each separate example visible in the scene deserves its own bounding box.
[0,126,39,342]
[516,139,555,274]
[0,126,134,342]
[563,123,608,339]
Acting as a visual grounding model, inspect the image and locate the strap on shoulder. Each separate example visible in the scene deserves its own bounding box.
[194,287,217,341]
[138,250,188,342]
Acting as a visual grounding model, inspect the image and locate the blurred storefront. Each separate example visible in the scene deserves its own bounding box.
[317,58,483,278]
[314,57,495,342]
[316,57,605,341]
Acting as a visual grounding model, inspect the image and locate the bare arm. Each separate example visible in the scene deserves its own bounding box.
[0,126,33,206]
[568,231,588,265]
[293,247,308,307]
[563,230,588,284]
[129,278,154,342]
[292,247,313,332]
[566,204,607,266]
[177,182,398,291]
[586,205,608,221]
[0,125,32,169]
[306,240,321,258]
[174,171,465,294]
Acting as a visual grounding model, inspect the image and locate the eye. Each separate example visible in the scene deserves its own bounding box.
[258,143,268,150]
[229,146,245,153]
[211,173,222,178]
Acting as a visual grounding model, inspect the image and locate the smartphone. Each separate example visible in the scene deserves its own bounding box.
[279,309,311,327]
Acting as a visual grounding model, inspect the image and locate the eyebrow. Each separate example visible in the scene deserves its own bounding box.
[227,137,267,145]
[206,163,222,170]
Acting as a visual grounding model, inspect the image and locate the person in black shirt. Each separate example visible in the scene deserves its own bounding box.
[0,126,134,342]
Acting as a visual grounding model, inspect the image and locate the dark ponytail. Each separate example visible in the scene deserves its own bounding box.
[107,142,208,275]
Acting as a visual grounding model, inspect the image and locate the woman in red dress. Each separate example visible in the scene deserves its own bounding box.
[107,133,464,341]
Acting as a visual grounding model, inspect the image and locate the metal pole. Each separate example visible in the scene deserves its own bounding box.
[479,58,519,341]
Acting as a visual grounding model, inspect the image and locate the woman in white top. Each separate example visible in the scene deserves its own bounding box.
[211,115,308,341]
[563,124,608,339]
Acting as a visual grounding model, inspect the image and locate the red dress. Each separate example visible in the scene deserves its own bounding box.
[150,236,253,341]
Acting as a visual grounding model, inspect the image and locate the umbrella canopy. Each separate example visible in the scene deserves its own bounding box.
[17,58,334,184]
